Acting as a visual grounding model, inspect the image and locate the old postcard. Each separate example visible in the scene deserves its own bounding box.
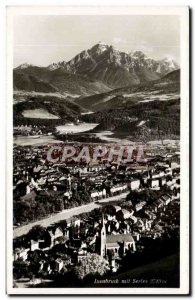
[6,6,189,295]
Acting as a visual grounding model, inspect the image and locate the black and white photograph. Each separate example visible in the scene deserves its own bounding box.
[6,6,189,295]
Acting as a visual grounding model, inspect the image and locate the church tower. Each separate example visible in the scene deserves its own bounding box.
[100,214,106,257]
[95,214,107,257]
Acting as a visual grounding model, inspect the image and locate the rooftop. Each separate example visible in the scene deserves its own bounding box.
[106,234,134,246]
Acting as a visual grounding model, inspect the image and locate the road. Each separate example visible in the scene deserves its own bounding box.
[13,192,129,238]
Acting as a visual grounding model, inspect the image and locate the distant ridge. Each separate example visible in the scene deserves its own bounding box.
[75,69,180,112]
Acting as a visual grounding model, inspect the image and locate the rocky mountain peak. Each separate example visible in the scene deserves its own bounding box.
[47,61,67,70]
[15,43,179,90]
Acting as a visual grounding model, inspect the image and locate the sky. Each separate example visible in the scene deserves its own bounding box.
[14,15,180,67]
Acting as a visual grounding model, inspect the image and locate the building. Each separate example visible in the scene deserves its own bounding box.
[96,215,136,258]
[161,194,172,206]
[149,178,159,188]
[106,234,136,256]
[47,227,64,247]
[129,179,140,190]
[110,184,128,196]
[30,240,39,251]
[13,247,29,261]
[55,258,64,272]
[120,209,133,219]
[135,201,146,212]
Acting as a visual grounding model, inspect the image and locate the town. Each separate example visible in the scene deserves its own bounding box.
[13,140,180,287]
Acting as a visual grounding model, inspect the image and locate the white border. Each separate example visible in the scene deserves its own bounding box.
[6,6,189,295]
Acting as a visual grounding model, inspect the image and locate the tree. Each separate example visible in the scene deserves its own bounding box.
[57,220,67,234]
[13,260,29,279]
[176,178,180,184]
[126,190,140,205]
[28,250,41,267]
[116,210,124,222]
[102,205,116,216]
[44,201,52,215]
[89,208,102,221]
[27,225,46,242]
[36,202,46,219]
[166,175,172,182]
[55,197,64,212]
[74,253,109,280]
[14,201,34,224]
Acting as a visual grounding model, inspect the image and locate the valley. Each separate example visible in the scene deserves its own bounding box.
[13,44,180,144]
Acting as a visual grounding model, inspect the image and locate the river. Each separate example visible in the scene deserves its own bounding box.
[56,122,98,133]
[14,122,176,147]
[13,122,133,146]
[13,135,63,146]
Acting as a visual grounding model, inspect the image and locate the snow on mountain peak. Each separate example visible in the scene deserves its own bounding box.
[47,61,66,70]
[90,42,109,54]
[98,44,108,53]
[16,63,33,70]
[160,57,179,70]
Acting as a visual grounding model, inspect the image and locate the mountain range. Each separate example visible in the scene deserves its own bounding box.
[14,42,179,95]
[13,43,180,141]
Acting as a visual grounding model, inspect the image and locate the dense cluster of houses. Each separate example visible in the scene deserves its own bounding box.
[13,141,180,279]
[13,141,180,204]
[13,181,180,276]
[14,125,53,137]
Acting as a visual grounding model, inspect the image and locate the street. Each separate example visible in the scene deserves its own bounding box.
[13,192,128,238]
